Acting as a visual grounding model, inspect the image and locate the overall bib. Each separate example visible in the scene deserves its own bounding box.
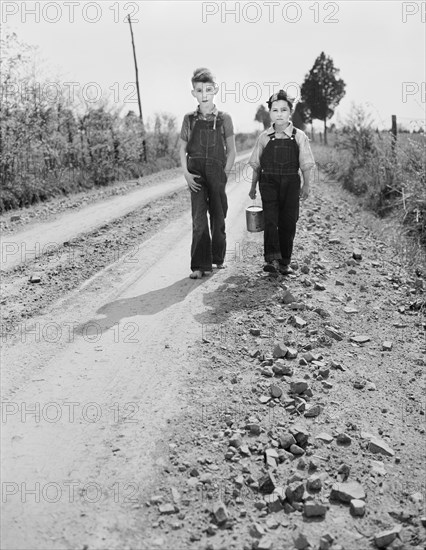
[187,113,228,271]
[259,127,300,265]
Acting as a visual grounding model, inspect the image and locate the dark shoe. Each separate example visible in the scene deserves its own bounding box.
[279,264,294,275]
[215,263,226,269]
[263,260,280,273]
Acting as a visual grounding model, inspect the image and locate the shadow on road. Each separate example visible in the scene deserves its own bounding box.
[193,273,277,325]
[74,277,202,336]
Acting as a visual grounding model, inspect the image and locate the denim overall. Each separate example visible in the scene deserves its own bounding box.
[259,127,300,265]
[187,112,228,271]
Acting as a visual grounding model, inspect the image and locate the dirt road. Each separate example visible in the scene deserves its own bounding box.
[1,160,254,550]
[1,156,425,550]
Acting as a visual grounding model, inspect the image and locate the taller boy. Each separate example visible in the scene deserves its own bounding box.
[180,68,236,279]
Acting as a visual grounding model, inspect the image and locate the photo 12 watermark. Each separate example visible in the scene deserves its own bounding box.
[0,240,141,267]
[1,320,140,345]
[401,2,426,22]
[2,80,140,107]
[1,1,140,24]
[201,1,340,24]
[401,82,426,103]
[2,480,143,504]
[1,401,140,424]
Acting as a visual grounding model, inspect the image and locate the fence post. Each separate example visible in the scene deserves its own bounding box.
[391,115,397,153]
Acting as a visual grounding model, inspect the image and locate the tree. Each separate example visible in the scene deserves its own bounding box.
[291,102,309,131]
[301,52,346,144]
[254,105,270,130]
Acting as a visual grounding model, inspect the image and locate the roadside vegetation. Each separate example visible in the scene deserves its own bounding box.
[0,31,257,212]
[313,105,425,268]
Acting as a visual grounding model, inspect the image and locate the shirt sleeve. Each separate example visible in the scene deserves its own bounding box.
[222,113,234,138]
[248,133,267,171]
[296,130,316,171]
[180,114,190,142]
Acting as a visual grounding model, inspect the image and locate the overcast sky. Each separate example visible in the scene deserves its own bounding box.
[3,0,425,132]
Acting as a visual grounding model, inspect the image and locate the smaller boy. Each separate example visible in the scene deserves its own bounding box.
[249,89,315,275]
[180,68,236,279]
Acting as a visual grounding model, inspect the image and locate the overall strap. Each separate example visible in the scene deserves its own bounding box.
[188,111,227,145]
[291,127,297,140]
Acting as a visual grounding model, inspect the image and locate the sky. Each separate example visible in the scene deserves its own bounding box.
[2,0,425,133]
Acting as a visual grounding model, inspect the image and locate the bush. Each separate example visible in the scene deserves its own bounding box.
[327,105,425,248]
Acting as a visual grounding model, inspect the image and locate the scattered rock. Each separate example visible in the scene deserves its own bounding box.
[212,501,229,524]
[281,290,297,304]
[324,326,343,341]
[374,525,402,548]
[344,306,359,314]
[29,273,41,283]
[382,341,393,351]
[273,342,288,358]
[330,481,366,502]
[306,474,322,491]
[246,423,261,435]
[336,433,352,445]
[250,328,261,336]
[229,432,243,448]
[270,384,282,398]
[272,361,293,376]
[290,379,308,394]
[286,481,305,503]
[369,436,395,457]
[293,315,308,328]
[249,523,266,538]
[258,472,277,494]
[278,433,296,450]
[350,499,366,516]
[304,404,323,418]
[315,432,334,444]
[293,531,311,549]
[353,379,366,389]
[337,464,350,481]
[304,500,327,517]
[286,346,298,359]
[319,534,334,550]
[350,334,371,344]
[158,503,176,515]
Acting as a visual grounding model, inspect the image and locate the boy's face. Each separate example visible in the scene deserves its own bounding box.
[269,100,291,127]
[191,81,218,108]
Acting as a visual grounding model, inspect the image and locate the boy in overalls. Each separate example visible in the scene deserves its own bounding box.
[180,68,236,279]
[249,90,315,275]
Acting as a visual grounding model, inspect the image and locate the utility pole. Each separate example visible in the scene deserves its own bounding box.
[391,115,397,154]
[127,14,146,161]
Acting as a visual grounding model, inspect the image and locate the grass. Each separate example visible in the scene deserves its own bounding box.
[311,130,425,273]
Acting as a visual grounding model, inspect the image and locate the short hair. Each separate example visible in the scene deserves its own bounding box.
[267,89,294,112]
[191,67,216,86]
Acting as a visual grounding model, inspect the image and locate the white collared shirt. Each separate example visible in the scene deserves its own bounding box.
[249,122,316,172]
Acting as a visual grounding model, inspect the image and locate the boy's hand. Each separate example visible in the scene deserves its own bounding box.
[300,184,310,201]
[249,185,257,200]
[185,172,202,192]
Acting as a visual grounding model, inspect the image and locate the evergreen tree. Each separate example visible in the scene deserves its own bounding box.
[301,52,346,144]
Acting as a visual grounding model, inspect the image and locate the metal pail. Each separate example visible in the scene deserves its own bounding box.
[246,205,264,232]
